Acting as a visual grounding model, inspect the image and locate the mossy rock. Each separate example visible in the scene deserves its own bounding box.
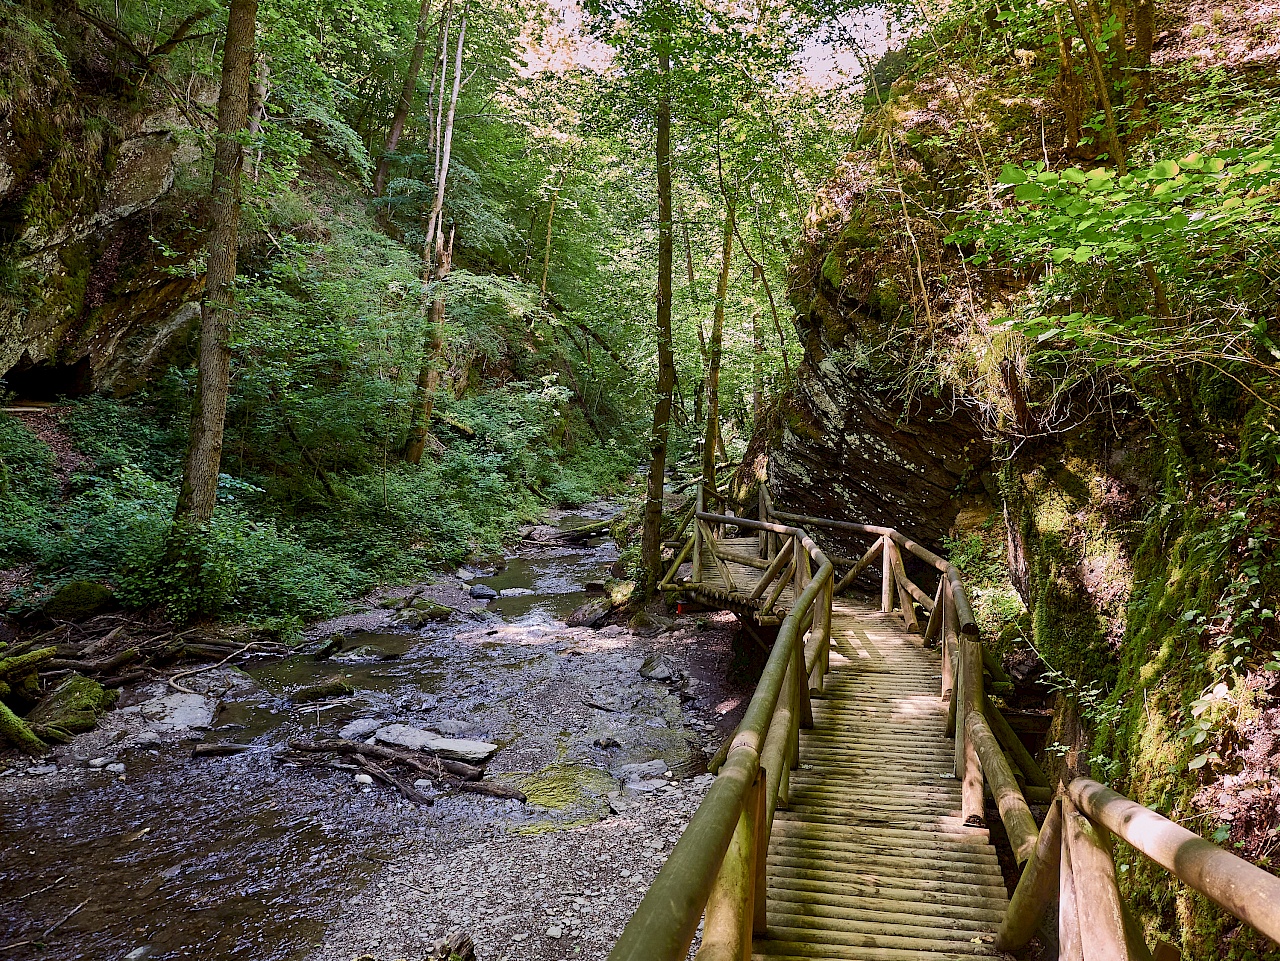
[27,674,117,744]
[43,581,115,621]
[293,678,355,703]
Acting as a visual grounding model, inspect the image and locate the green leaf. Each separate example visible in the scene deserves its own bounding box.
[1060,168,1087,184]
[1014,183,1045,203]
[1150,159,1181,179]
[998,164,1029,185]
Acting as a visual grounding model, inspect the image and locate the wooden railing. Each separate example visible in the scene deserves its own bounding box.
[612,506,833,961]
[619,491,1280,960]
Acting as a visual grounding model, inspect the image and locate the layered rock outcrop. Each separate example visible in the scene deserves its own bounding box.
[0,7,209,395]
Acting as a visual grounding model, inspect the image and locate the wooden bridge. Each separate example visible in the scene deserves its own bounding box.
[611,489,1280,961]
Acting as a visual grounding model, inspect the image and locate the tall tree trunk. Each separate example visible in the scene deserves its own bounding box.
[701,196,735,502]
[374,0,435,197]
[640,29,675,594]
[540,164,569,295]
[752,309,764,423]
[175,0,258,523]
[1130,0,1154,114]
[404,229,454,463]
[404,10,466,465]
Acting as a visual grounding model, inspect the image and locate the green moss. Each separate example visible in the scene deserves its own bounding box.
[26,674,117,743]
[820,251,846,289]
[43,580,115,620]
[516,763,616,811]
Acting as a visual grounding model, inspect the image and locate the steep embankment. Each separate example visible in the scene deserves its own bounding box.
[759,1,1280,956]
[1,3,212,393]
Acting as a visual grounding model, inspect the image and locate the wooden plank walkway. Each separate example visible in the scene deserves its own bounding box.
[686,553,1010,959]
[755,600,1008,959]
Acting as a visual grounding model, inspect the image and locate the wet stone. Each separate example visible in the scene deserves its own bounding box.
[373,724,498,763]
[339,718,382,740]
[468,585,498,600]
[639,654,678,682]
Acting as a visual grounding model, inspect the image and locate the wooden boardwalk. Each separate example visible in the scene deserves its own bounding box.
[755,599,1008,959]
[692,538,1009,958]
[619,506,1280,961]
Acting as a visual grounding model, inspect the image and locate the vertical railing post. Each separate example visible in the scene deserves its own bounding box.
[958,636,984,824]
[698,772,761,961]
[1060,798,1085,961]
[757,486,767,560]
[692,486,704,583]
[939,581,953,705]
[880,535,893,613]
[751,771,768,937]
[1062,795,1139,960]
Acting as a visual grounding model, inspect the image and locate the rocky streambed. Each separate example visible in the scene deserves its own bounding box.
[0,506,754,960]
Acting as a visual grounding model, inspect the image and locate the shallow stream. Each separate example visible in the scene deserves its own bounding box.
[0,507,722,961]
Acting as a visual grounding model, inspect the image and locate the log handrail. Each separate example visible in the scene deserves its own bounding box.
[611,509,834,961]
[637,490,1280,960]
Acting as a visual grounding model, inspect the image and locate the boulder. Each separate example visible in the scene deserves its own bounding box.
[374,724,498,763]
[469,584,498,600]
[119,690,215,732]
[339,717,382,740]
[614,759,667,782]
[25,675,117,743]
[567,598,610,628]
[293,678,355,703]
[391,600,452,628]
[42,581,114,621]
[639,654,679,682]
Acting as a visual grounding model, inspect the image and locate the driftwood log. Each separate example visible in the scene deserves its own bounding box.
[354,755,435,805]
[287,737,484,780]
[285,738,526,802]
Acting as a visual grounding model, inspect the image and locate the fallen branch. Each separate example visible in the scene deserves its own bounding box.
[353,755,434,805]
[47,647,139,674]
[286,738,483,781]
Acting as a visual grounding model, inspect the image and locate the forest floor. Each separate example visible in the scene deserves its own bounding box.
[0,503,757,960]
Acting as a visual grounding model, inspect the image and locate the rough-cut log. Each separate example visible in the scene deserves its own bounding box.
[0,647,56,680]
[0,699,47,754]
[47,647,139,673]
[966,710,1038,862]
[1069,777,1280,944]
[1062,795,1134,961]
[998,798,1063,950]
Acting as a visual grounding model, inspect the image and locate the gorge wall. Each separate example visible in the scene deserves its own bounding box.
[1,5,209,395]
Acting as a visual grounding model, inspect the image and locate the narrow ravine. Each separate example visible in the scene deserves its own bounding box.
[0,503,753,961]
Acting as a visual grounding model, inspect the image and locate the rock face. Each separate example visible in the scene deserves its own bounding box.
[0,11,212,395]
[764,229,992,549]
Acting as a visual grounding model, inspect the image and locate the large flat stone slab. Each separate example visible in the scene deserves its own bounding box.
[119,692,217,731]
[374,724,498,763]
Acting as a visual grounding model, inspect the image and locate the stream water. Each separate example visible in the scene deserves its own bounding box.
[0,507,711,961]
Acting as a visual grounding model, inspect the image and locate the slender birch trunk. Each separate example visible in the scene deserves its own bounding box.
[701,195,734,502]
[404,6,466,465]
